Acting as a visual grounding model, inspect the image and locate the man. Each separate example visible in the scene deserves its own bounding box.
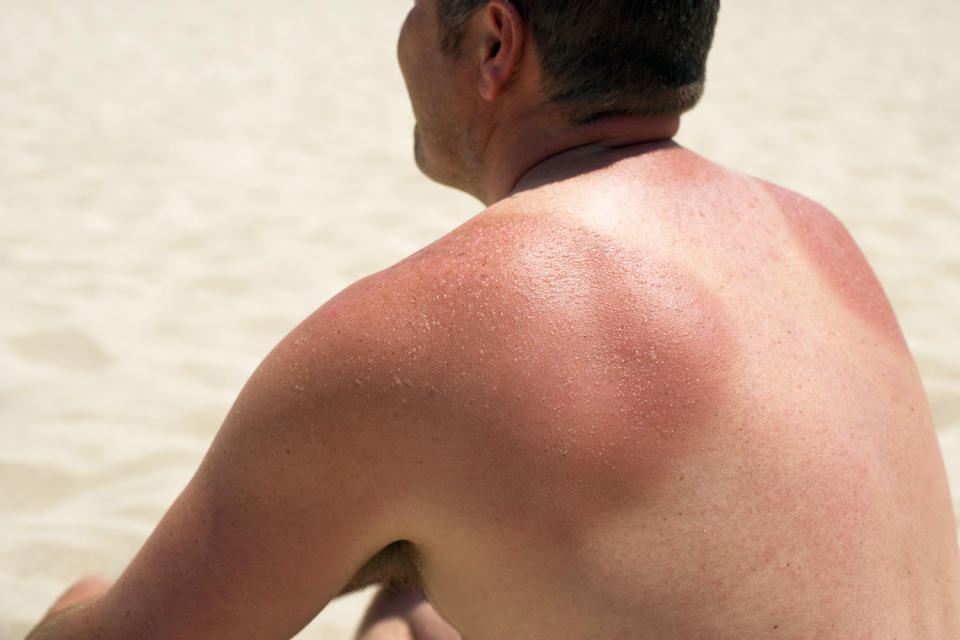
[27,0,960,638]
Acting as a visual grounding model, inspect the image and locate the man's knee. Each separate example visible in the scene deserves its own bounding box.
[355,616,415,640]
[355,588,460,640]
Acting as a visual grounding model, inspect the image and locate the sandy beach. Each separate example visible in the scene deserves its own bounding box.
[2,0,958,637]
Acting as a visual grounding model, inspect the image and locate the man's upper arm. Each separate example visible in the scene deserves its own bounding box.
[46,295,419,639]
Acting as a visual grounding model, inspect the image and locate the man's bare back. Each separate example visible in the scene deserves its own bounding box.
[332,143,959,639]
[26,0,960,638]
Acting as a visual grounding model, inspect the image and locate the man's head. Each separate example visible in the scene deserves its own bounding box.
[397,0,717,202]
[436,0,720,123]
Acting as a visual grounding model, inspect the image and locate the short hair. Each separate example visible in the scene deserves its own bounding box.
[437,0,720,123]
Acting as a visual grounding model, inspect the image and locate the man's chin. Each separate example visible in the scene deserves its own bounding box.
[412,127,469,193]
[412,130,428,175]
[413,139,448,185]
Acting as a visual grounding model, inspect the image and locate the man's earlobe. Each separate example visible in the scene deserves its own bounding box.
[478,0,524,102]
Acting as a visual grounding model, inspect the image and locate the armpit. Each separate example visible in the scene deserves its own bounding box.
[340,539,425,595]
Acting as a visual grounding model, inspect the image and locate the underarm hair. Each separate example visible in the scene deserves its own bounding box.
[341,540,424,595]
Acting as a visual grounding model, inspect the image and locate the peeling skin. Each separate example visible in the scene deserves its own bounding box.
[312,204,739,533]
[457,215,735,493]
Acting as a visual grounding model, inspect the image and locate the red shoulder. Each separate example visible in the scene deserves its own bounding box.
[762,181,905,344]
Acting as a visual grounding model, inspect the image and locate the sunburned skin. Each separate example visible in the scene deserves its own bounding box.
[322,212,733,482]
[317,144,960,639]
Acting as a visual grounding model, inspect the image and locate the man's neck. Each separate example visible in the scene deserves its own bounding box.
[472,112,682,206]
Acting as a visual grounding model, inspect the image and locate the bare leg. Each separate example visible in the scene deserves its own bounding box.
[355,587,461,640]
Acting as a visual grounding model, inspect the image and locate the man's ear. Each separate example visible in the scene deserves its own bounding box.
[477,0,525,102]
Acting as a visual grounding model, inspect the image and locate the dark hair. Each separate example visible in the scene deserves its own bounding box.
[437,0,720,123]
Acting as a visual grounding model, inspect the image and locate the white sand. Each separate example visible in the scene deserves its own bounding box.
[1,0,958,637]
